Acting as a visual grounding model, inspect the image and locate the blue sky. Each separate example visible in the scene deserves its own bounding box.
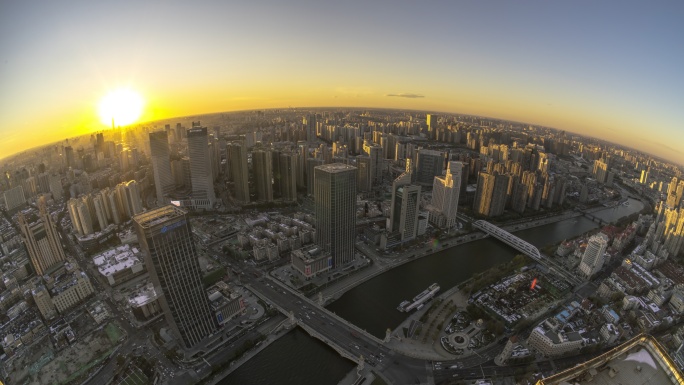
[1,0,682,163]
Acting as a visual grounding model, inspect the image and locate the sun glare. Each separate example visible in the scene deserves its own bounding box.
[98,88,144,127]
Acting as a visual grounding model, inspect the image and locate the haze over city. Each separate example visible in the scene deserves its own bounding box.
[1,0,683,164]
[3,2,684,385]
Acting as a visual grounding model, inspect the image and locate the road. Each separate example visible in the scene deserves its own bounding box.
[244,275,429,384]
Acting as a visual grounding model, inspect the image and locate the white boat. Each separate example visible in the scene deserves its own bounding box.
[398,283,440,312]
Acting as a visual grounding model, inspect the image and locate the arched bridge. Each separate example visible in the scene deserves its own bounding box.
[473,220,583,286]
[473,220,541,261]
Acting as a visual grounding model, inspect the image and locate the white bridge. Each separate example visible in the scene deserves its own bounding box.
[473,220,541,260]
[473,220,583,286]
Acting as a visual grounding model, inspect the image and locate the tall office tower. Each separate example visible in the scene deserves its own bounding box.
[296,143,307,190]
[49,174,63,201]
[415,149,444,185]
[64,146,75,168]
[473,171,509,217]
[314,163,357,268]
[279,152,298,202]
[3,185,26,212]
[252,148,273,202]
[18,201,67,275]
[640,169,649,185]
[429,161,463,229]
[93,195,109,230]
[209,138,220,181]
[389,172,421,242]
[187,127,216,208]
[227,141,250,203]
[306,158,324,196]
[362,142,384,183]
[579,233,609,278]
[37,173,50,194]
[305,114,317,142]
[23,177,38,198]
[593,159,609,184]
[356,155,372,192]
[426,114,438,133]
[96,132,104,153]
[134,206,217,350]
[149,131,175,206]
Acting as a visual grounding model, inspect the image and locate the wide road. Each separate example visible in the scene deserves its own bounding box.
[245,275,429,384]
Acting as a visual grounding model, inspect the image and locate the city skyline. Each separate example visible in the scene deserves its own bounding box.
[1,1,683,164]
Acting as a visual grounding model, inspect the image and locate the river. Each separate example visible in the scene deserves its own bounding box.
[223,198,645,383]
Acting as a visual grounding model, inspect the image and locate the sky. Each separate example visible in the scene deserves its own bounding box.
[1,1,683,164]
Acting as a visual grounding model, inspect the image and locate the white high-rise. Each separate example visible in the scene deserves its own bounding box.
[579,233,610,278]
[149,131,175,206]
[429,161,462,230]
[187,127,216,209]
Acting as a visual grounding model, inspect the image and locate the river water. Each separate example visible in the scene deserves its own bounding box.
[223,198,645,383]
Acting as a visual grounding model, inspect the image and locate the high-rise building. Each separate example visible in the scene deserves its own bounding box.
[314,163,357,268]
[356,155,372,192]
[149,131,175,206]
[187,127,216,209]
[252,148,273,202]
[473,171,509,217]
[306,157,324,196]
[122,180,143,218]
[426,114,438,133]
[429,161,462,229]
[593,160,609,184]
[64,146,75,168]
[415,149,444,185]
[3,185,26,212]
[18,201,67,275]
[134,206,217,350]
[389,173,421,242]
[305,114,317,143]
[579,233,609,278]
[279,152,298,202]
[362,141,383,183]
[49,174,63,201]
[227,141,250,202]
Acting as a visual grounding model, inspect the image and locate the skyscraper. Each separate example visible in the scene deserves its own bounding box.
[473,171,509,217]
[134,206,217,350]
[227,141,249,203]
[389,172,421,242]
[315,163,357,268]
[279,152,298,202]
[149,131,175,206]
[415,149,444,185]
[187,127,216,209]
[252,148,273,202]
[429,161,462,229]
[305,114,317,143]
[19,200,67,275]
[579,233,609,278]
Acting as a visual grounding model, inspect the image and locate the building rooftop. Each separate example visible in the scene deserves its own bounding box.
[92,244,142,276]
[315,163,357,173]
[536,334,683,385]
[128,283,159,307]
[133,205,186,229]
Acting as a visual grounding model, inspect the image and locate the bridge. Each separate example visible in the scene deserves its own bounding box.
[473,220,583,286]
[473,220,541,261]
[245,276,428,384]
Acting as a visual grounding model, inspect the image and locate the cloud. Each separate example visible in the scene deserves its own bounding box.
[386,93,425,98]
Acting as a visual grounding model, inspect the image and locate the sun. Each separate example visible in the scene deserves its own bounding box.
[98,88,145,127]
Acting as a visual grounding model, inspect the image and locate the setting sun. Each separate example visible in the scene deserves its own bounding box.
[98,88,144,127]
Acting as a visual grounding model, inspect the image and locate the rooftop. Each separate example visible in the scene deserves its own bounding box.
[133,205,186,229]
[315,163,357,173]
[92,244,142,276]
[536,334,683,385]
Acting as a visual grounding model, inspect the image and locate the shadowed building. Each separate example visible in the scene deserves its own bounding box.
[134,206,217,350]
[314,163,357,268]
